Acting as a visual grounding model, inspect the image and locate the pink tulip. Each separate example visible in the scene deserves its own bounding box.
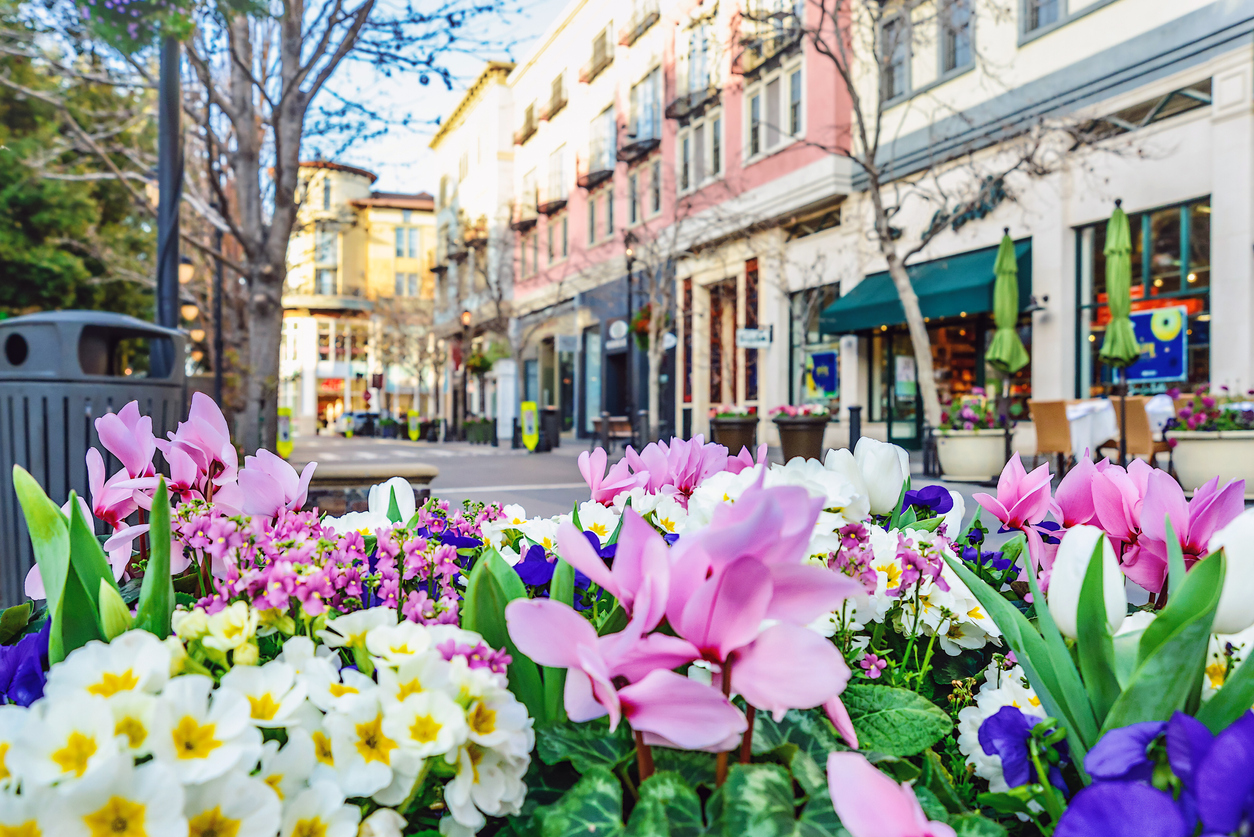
[238,450,317,517]
[974,454,1052,531]
[1128,471,1244,594]
[555,507,669,625]
[725,443,769,475]
[578,447,646,505]
[827,752,956,837]
[95,401,156,479]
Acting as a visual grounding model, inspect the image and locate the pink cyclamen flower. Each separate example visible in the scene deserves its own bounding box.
[624,435,729,500]
[860,653,887,679]
[95,401,156,479]
[578,447,646,505]
[85,448,138,528]
[1052,455,1099,528]
[973,454,1053,531]
[725,443,769,475]
[238,450,318,517]
[1128,471,1244,594]
[828,752,956,837]
[555,507,669,625]
[158,391,239,494]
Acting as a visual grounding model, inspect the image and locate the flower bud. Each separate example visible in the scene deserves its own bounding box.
[164,636,189,675]
[1047,524,1125,639]
[98,579,133,640]
[853,438,910,516]
[232,641,260,666]
[1208,508,1254,635]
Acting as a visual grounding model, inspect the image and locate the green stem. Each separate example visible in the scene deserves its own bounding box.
[1029,741,1063,831]
[915,633,937,690]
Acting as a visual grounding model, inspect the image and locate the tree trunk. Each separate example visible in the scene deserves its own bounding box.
[241,264,283,454]
[884,255,942,428]
[647,313,665,442]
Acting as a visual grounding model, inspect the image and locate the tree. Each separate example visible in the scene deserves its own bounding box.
[373,294,435,418]
[763,0,1122,426]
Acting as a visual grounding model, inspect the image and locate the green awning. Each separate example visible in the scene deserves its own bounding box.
[820,239,1032,335]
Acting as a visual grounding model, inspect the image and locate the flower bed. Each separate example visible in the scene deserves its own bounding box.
[7,395,1254,837]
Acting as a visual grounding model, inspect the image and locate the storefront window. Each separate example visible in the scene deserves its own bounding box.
[1076,198,1210,396]
[789,284,840,407]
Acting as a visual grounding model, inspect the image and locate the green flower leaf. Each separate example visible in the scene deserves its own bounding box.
[625,772,704,837]
[133,479,175,639]
[462,548,545,722]
[840,685,951,757]
[0,603,32,645]
[538,767,624,837]
[652,747,718,789]
[706,763,796,837]
[750,707,847,766]
[1076,536,1120,724]
[951,813,1010,837]
[537,718,634,775]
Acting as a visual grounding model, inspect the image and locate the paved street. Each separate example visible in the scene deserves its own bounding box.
[292,434,1004,528]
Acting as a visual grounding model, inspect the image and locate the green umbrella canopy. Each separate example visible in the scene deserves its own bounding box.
[1099,202,1142,368]
[985,231,1030,375]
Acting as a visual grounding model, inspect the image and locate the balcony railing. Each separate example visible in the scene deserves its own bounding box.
[664,86,720,122]
[537,184,567,216]
[579,45,614,84]
[539,93,568,121]
[618,0,659,46]
[513,113,538,145]
[578,141,616,189]
[737,25,802,79]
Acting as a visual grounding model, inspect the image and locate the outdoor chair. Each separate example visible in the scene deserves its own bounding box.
[1028,399,1074,475]
[1099,395,1172,467]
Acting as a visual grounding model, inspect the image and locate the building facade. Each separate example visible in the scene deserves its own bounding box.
[282,161,436,435]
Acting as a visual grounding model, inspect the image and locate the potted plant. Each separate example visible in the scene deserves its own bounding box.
[465,352,493,376]
[630,303,671,350]
[708,404,758,452]
[1166,385,1254,497]
[935,390,1008,481]
[771,403,830,461]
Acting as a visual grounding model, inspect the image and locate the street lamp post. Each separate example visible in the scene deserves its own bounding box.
[461,309,472,441]
[213,217,225,404]
[154,36,182,377]
[623,232,635,446]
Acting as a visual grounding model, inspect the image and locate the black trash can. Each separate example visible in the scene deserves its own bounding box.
[540,407,561,451]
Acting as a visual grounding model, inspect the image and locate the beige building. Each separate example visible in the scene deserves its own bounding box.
[282,161,437,435]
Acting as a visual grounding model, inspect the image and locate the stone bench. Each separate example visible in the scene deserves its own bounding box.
[295,461,440,517]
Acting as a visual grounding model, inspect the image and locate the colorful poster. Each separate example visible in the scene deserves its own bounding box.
[1126,305,1188,382]
[276,408,293,459]
[521,401,539,451]
[407,410,420,441]
[810,351,838,395]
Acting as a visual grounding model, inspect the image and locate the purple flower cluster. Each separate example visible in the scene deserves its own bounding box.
[828,522,878,594]
[888,532,951,597]
[437,638,512,675]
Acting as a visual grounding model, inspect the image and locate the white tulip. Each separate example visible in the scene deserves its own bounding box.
[853,438,910,516]
[1047,524,1125,640]
[1207,508,1254,635]
[368,476,417,523]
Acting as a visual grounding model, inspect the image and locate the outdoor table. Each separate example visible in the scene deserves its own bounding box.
[1145,393,1176,434]
[1067,399,1119,459]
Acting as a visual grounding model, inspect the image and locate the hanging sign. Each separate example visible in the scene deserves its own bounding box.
[1126,305,1189,382]
[736,326,773,348]
[407,410,420,441]
[520,401,540,451]
[276,408,293,459]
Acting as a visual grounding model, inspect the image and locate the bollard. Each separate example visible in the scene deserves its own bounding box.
[847,405,862,449]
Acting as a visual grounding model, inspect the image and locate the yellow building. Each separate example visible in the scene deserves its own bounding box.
[281,161,437,435]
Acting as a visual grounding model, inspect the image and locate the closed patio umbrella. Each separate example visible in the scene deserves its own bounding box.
[985,229,1029,465]
[1098,200,1142,464]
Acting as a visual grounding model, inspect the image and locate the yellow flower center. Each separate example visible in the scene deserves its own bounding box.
[397,678,423,701]
[0,741,9,781]
[467,743,484,784]
[541,537,554,550]
[291,819,328,837]
[171,716,222,760]
[408,715,442,744]
[657,517,676,533]
[115,717,148,749]
[1207,662,1227,689]
[188,807,242,837]
[88,670,140,698]
[51,731,97,777]
[83,796,145,837]
[264,774,284,800]
[312,730,334,766]
[328,683,358,698]
[468,702,496,736]
[967,607,985,621]
[878,563,902,587]
[247,694,281,721]
[1029,696,1041,707]
[0,821,40,837]
[588,522,609,538]
[354,715,398,765]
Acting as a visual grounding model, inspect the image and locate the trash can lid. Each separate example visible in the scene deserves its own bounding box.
[0,310,185,381]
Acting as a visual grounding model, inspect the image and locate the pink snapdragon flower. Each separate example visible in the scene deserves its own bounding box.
[578,447,646,505]
[827,753,956,837]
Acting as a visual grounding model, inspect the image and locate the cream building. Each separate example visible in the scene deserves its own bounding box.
[282,160,437,435]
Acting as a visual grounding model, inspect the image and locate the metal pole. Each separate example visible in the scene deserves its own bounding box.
[625,255,634,443]
[155,36,182,376]
[1119,369,1128,467]
[213,223,224,403]
[847,405,862,448]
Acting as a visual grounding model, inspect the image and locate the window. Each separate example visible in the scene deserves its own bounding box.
[712,117,722,173]
[1076,198,1212,396]
[549,73,566,117]
[394,228,405,257]
[630,69,662,141]
[749,95,762,155]
[561,214,568,257]
[686,25,710,96]
[881,17,909,101]
[402,209,412,223]
[592,107,616,172]
[395,272,420,296]
[681,135,691,190]
[547,222,555,263]
[548,145,566,203]
[410,274,420,296]
[650,161,661,213]
[438,176,449,209]
[588,198,597,245]
[532,233,540,273]
[322,178,331,210]
[941,0,972,72]
[789,70,802,134]
[766,78,781,148]
[316,228,337,263]
[316,269,337,295]
[1026,0,1059,32]
[521,235,530,277]
[693,124,705,184]
[606,187,615,234]
[408,228,418,258]
[629,174,639,224]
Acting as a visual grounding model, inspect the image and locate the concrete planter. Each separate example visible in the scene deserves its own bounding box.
[1166,430,1254,497]
[773,416,829,462]
[937,429,1008,482]
[710,416,758,454]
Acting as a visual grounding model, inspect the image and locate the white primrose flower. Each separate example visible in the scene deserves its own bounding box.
[47,756,186,837]
[465,689,535,759]
[479,504,529,549]
[0,784,51,834]
[576,501,620,544]
[202,601,261,652]
[14,693,119,786]
[956,661,1043,793]
[317,606,398,651]
[442,744,529,833]
[650,495,687,536]
[365,621,433,666]
[149,675,263,783]
[382,689,468,760]
[0,705,27,788]
[258,728,315,802]
[321,694,408,798]
[107,689,160,755]
[44,630,171,701]
[766,456,869,529]
[360,808,407,837]
[220,661,309,727]
[377,653,452,704]
[684,466,763,529]
[612,487,662,515]
[184,771,281,837]
[279,783,361,837]
[307,667,377,713]
[517,517,561,552]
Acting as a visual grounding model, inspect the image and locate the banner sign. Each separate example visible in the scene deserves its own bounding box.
[1126,305,1188,382]
[407,410,420,441]
[276,408,293,459]
[521,401,539,451]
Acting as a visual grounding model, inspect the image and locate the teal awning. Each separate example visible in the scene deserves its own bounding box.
[820,239,1032,335]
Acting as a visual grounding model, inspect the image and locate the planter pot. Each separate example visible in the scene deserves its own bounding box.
[1166,430,1254,498]
[773,416,829,462]
[936,429,1009,482]
[710,416,758,454]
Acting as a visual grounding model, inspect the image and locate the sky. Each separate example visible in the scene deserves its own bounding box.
[320,0,570,194]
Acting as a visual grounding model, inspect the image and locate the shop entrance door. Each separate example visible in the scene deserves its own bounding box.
[886,333,922,450]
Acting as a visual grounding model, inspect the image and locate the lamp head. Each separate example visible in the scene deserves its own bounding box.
[178,256,195,285]
[461,310,472,327]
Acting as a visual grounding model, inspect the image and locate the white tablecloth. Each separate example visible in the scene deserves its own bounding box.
[1067,400,1119,458]
[1145,393,1176,434]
